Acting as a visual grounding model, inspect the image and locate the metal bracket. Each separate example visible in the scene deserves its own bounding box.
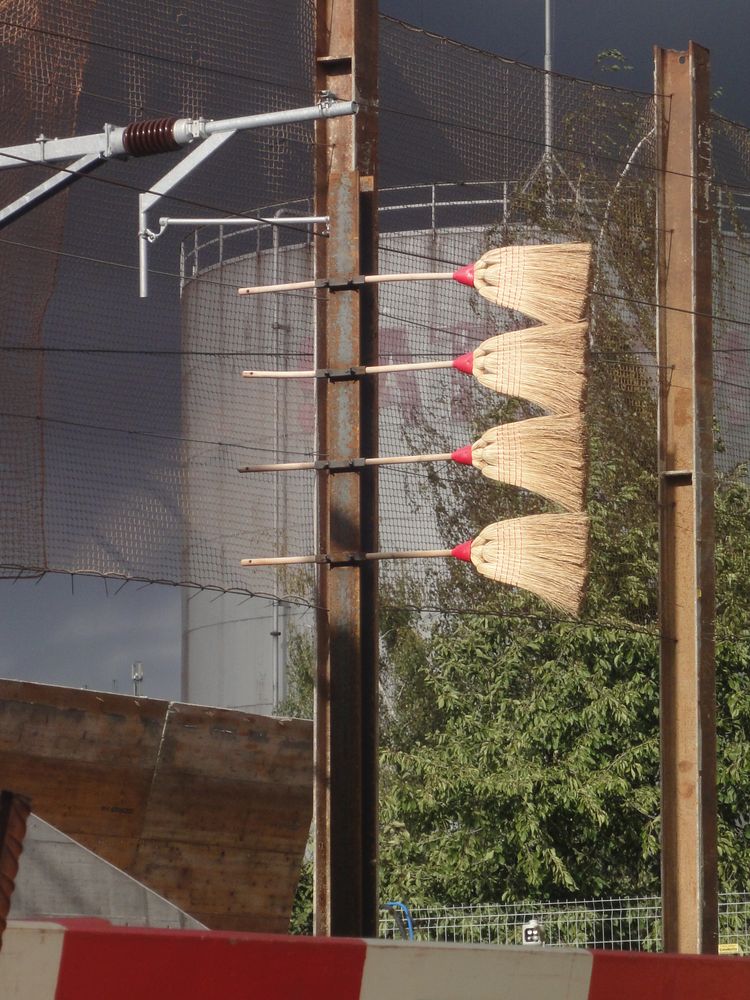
[316,275,366,292]
[326,552,365,567]
[0,153,104,230]
[661,469,693,483]
[326,458,367,472]
[0,98,356,291]
[319,366,364,382]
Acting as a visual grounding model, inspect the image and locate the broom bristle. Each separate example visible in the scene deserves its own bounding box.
[473,321,588,414]
[471,412,588,511]
[474,243,592,324]
[470,512,590,615]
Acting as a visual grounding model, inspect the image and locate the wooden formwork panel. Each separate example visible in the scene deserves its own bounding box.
[0,679,312,932]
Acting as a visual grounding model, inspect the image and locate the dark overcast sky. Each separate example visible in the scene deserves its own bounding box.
[2,0,749,702]
[381,0,750,125]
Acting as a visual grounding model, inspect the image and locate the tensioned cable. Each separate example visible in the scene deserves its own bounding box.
[0,411,317,458]
[0,346,313,357]
[379,14,655,99]
[0,16,312,99]
[4,19,748,195]
[0,564,319,608]
[5,227,750,337]
[0,149,322,241]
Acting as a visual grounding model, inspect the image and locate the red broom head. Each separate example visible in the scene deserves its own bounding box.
[450,445,473,466]
[452,351,474,374]
[450,540,473,562]
[452,262,475,287]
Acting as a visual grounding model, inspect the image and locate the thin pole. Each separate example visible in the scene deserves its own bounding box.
[241,549,453,567]
[544,0,554,214]
[272,214,282,711]
[655,42,717,954]
[237,271,453,295]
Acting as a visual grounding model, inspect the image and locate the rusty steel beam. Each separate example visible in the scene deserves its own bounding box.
[0,790,31,949]
[314,0,379,936]
[655,42,717,954]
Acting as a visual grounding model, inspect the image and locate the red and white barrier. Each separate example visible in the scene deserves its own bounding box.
[0,919,748,999]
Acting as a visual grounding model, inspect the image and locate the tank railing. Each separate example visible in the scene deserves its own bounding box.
[178,181,750,288]
[179,182,531,284]
[179,197,317,291]
[715,189,750,238]
[177,179,609,282]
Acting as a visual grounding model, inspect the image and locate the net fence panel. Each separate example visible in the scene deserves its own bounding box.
[713,115,750,477]
[0,9,748,633]
[378,18,659,619]
[378,892,750,952]
[0,0,317,600]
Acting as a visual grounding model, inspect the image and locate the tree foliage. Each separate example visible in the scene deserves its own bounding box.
[282,84,750,921]
[377,463,750,906]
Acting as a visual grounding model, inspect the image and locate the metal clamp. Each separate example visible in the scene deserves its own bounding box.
[315,366,364,381]
[326,552,365,567]
[327,458,367,472]
[315,275,366,292]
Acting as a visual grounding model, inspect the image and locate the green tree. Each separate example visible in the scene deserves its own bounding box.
[378,467,750,905]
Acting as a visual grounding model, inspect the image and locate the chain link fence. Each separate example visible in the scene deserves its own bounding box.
[380,894,750,953]
[2,1,750,923]
[1,7,747,607]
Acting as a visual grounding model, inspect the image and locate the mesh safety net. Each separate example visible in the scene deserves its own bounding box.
[0,8,747,633]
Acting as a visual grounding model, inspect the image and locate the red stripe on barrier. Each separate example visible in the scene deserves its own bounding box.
[55,925,367,1000]
[589,950,750,1000]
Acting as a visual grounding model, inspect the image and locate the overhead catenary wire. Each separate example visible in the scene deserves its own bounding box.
[1,9,741,624]
[4,229,750,336]
[0,16,312,100]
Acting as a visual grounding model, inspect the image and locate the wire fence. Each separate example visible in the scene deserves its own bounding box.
[1,6,747,608]
[0,4,655,604]
[379,894,750,953]
[2,2,750,922]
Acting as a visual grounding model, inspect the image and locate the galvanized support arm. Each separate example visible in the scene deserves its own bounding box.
[0,98,357,171]
[0,96,356,280]
[0,153,103,230]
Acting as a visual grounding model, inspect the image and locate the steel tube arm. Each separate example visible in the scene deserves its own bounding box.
[0,154,104,228]
[0,100,358,172]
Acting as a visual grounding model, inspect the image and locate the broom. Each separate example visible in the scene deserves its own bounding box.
[238,242,592,326]
[238,412,587,513]
[241,512,590,616]
[242,321,589,415]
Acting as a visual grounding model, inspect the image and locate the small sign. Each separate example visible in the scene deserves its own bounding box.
[719,943,742,955]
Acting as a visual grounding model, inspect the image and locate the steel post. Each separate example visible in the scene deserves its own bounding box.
[314,0,379,937]
[655,42,717,954]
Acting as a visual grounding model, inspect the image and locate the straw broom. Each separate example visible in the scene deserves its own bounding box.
[242,321,589,416]
[238,412,587,513]
[238,243,592,326]
[241,512,590,616]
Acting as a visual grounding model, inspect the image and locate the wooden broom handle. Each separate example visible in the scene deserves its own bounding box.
[238,453,453,473]
[241,359,454,378]
[366,360,453,374]
[241,549,453,566]
[365,272,453,284]
[363,549,453,560]
[237,272,454,295]
[240,554,321,566]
